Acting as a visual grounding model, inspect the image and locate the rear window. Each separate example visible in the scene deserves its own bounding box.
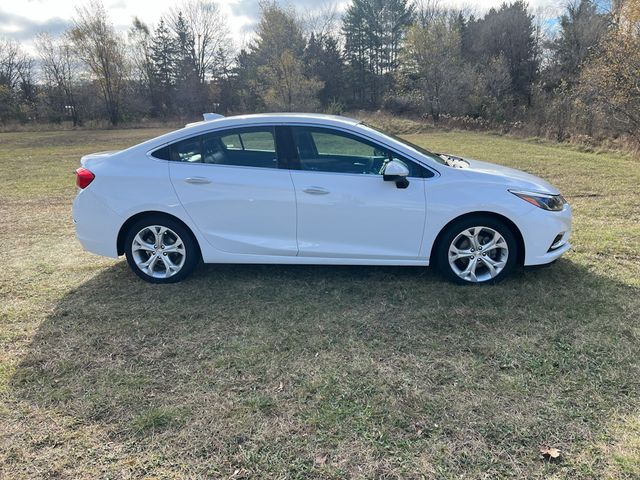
[150,127,278,169]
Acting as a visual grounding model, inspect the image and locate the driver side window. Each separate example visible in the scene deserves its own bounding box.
[311,131,379,158]
[291,127,424,177]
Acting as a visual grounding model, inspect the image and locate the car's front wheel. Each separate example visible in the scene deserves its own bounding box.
[435,216,518,284]
[124,215,199,283]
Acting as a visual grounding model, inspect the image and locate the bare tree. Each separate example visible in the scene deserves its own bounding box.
[69,0,127,125]
[415,0,443,27]
[403,15,463,121]
[260,50,323,111]
[250,2,322,111]
[0,38,36,121]
[579,0,640,142]
[168,0,231,83]
[0,38,28,89]
[36,33,82,125]
[303,2,341,40]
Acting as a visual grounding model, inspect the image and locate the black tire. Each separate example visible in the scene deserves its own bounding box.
[434,215,518,285]
[124,214,200,284]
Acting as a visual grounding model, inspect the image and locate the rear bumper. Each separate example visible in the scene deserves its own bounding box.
[72,189,121,258]
[521,204,573,266]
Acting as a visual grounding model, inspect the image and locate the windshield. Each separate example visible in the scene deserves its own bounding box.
[359,123,447,165]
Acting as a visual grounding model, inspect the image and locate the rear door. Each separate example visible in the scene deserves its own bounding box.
[288,126,428,260]
[165,126,298,256]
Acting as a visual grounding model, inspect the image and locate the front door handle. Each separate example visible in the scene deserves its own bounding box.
[303,186,330,195]
[184,176,211,185]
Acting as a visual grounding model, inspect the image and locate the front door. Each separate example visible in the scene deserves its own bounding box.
[168,126,297,256]
[288,126,427,260]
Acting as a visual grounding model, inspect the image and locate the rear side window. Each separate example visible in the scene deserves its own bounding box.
[151,145,171,160]
[238,131,275,152]
[220,134,243,150]
[219,131,276,152]
[151,127,278,169]
[173,137,201,163]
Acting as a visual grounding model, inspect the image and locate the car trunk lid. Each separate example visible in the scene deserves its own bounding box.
[80,150,121,167]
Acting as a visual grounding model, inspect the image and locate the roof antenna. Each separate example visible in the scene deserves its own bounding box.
[203,113,224,121]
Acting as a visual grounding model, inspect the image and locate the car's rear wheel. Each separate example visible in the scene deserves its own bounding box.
[124,215,199,283]
[435,216,518,284]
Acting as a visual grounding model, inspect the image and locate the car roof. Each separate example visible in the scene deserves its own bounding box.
[184,113,360,131]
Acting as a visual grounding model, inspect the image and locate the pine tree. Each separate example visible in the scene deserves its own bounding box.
[342,0,414,106]
[172,12,198,87]
[303,34,345,108]
[246,2,322,111]
[464,1,539,106]
[149,18,177,115]
[549,0,609,88]
[171,11,204,116]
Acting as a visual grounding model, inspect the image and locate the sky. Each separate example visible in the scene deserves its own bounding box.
[0,0,567,54]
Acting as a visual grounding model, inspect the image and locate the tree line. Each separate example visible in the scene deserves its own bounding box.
[0,0,638,146]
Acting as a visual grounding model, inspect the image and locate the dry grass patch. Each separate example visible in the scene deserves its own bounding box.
[0,127,639,479]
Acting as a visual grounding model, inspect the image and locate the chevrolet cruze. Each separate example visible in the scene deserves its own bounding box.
[72,113,572,284]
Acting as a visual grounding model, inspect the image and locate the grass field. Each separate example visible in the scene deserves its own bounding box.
[1,126,639,479]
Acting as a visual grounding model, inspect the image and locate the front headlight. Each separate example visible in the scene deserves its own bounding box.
[509,190,566,211]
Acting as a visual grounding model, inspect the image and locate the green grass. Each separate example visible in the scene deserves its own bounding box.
[0,126,639,478]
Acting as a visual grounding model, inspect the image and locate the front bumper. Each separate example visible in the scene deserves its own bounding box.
[521,203,573,266]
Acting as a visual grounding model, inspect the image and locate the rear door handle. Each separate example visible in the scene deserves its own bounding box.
[184,176,211,185]
[303,186,330,195]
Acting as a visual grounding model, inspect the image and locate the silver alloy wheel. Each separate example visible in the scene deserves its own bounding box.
[131,225,186,279]
[448,226,509,283]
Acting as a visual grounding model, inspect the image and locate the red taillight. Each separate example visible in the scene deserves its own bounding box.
[76,167,95,189]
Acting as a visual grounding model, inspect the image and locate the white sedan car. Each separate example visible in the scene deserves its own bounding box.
[73,113,572,284]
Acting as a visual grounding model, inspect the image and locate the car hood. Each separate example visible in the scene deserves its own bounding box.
[459,158,560,195]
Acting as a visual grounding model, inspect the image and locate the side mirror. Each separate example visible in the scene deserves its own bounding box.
[383,159,410,189]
